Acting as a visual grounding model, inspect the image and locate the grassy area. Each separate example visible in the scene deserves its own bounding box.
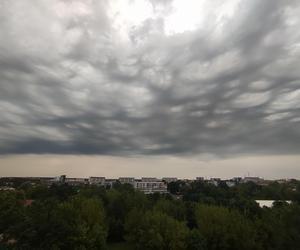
[107,242,134,250]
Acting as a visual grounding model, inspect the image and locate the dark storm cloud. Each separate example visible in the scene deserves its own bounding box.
[0,0,300,156]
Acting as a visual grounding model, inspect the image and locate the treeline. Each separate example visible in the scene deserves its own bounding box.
[170,179,300,200]
[0,180,300,250]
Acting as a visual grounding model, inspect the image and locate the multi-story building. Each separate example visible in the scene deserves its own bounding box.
[0,186,15,191]
[232,177,242,183]
[54,175,66,183]
[242,177,263,184]
[135,179,168,194]
[207,178,221,186]
[47,175,66,185]
[141,177,158,182]
[118,177,135,185]
[89,177,106,185]
[276,179,289,184]
[65,178,88,186]
[225,181,236,187]
[105,179,117,188]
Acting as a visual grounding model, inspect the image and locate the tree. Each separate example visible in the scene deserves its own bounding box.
[153,199,186,221]
[125,209,188,250]
[0,191,25,249]
[185,229,206,250]
[105,186,149,242]
[256,204,300,250]
[195,204,258,250]
[17,196,107,250]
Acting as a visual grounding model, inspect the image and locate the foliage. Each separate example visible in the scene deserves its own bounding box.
[195,204,258,250]
[0,193,107,250]
[1,179,300,249]
[125,209,188,250]
[185,229,206,250]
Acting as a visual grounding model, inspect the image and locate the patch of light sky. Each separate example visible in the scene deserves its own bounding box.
[108,0,241,38]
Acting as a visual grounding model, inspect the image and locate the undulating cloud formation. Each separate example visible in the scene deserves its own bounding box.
[1,0,300,156]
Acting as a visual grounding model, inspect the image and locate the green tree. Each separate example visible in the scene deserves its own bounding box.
[0,191,25,249]
[17,196,107,250]
[153,199,186,221]
[106,186,149,242]
[185,229,206,250]
[195,204,258,250]
[125,209,188,250]
[256,204,300,250]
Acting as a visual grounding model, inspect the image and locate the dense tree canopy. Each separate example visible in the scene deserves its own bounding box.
[0,179,300,249]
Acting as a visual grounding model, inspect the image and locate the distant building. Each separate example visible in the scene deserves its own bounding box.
[105,179,117,188]
[232,177,242,183]
[118,177,135,185]
[225,181,236,187]
[162,177,178,183]
[135,179,167,194]
[65,178,87,186]
[55,175,66,183]
[47,175,66,185]
[276,179,290,184]
[255,200,292,208]
[208,178,221,186]
[141,177,159,182]
[242,177,263,184]
[196,177,204,181]
[89,177,105,185]
[0,186,15,191]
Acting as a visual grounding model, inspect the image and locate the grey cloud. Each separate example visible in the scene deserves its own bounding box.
[0,0,300,157]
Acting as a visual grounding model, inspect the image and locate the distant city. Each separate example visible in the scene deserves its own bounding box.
[0,175,295,194]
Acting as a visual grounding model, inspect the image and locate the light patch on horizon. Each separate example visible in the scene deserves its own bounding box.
[0,154,299,179]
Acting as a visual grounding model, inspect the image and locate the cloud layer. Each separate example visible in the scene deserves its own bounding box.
[1,0,300,156]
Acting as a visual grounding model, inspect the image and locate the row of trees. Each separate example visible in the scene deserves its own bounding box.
[168,179,300,201]
[0,180,300,249]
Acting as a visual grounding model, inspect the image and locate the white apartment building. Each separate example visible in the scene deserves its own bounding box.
[65,178,87,186]
[89,177,106,185]
[135,179,168,194]
[225,181,236,187]
[141,177,158,182]
[242,177,263,184]
[118,177,135,185]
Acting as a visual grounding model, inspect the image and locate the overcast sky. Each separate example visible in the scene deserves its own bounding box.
[0,0,300,178]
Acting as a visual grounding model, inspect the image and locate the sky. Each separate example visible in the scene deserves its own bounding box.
[0,0,300,178]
